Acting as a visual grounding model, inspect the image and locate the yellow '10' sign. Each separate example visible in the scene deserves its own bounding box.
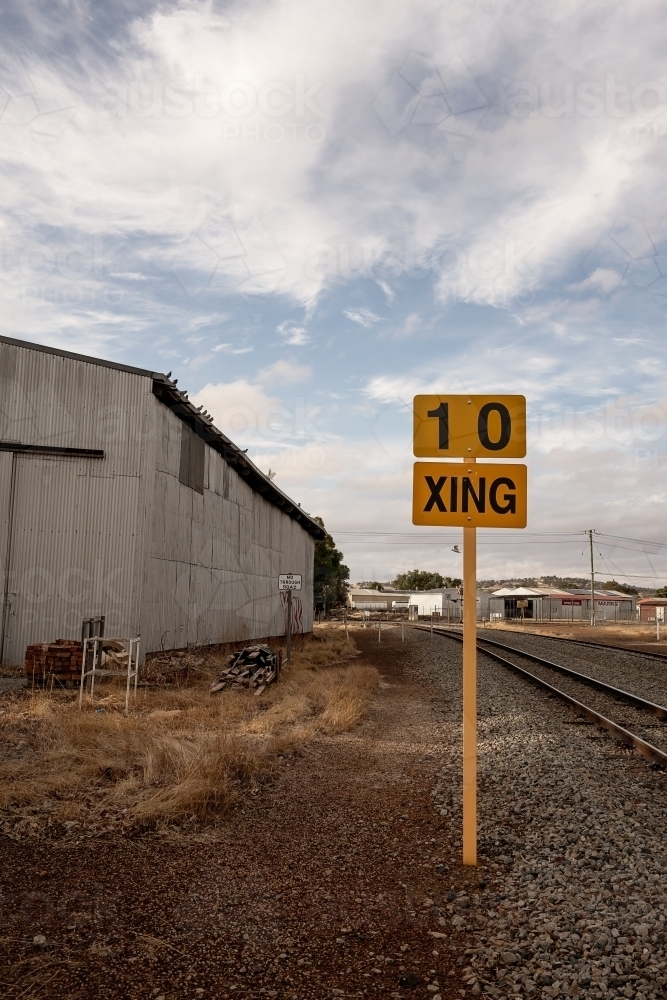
[413,394,526,458]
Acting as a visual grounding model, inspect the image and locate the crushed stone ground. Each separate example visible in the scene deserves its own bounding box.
[0,627,477,1000]
[4,625,665,1000]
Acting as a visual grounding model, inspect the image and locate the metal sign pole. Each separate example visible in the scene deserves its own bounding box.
[463,521,477,867]
[287,589,292,662]
[589,529,596,626]
[412,394,528,870]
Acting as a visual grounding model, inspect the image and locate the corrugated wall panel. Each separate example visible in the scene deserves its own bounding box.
[0,339,316,662]
[0,341,151,476]
[141,399,315,652]
[2,456,140,662]
[0,452,13,650]
[0,341,156,663]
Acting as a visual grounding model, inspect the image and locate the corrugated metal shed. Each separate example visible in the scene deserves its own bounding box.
[0,336,323,663]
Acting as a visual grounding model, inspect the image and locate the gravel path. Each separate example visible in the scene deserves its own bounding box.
[409,629,667,1000]
[477,629,667,710]
[0,629,474,1000]
[4,627,667,1000]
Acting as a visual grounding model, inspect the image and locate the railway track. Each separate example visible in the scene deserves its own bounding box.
[481,625,667,661]
[415,625,667,768]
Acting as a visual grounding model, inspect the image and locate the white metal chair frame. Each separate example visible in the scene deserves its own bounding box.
[79,636,140,711]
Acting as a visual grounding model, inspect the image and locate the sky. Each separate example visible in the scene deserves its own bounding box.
[2,0,667,585]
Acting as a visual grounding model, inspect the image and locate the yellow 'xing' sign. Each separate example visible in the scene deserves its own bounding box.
[412,462,527,528]
[413,395,526,458]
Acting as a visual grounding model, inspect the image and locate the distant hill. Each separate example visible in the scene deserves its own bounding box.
[479,576,589,590]
[478,575,650,595]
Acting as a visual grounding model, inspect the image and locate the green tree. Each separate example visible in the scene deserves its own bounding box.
[655,586,667,597]
[313,517,349,610]
[600,579,640,596]
[392,569,461,591]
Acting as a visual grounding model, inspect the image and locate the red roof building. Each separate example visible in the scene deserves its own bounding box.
[637,598,667,622]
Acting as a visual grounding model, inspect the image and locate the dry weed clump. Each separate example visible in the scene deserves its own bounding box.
[0,627,376,838]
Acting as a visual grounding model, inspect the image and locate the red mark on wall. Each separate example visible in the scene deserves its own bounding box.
[280,591,303,633]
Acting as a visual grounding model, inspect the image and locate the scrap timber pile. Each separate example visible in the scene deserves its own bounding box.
[143,650,206,686]
[97,639,130,670]
[25,638,131,688]
[209,644,279,696]
[25,639,83,687]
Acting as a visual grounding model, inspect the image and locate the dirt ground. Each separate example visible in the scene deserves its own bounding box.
[484,620,667,655]
[0,626,477,1000]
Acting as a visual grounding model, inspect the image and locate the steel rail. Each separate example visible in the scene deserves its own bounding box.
[415,625,667,769]
[470,633,667,719]
[480,625,667,662]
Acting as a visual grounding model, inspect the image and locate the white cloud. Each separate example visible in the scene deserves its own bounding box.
[212,343,254,354]
[277,321,310,345]
[569,268,622,295]
[392,312,421,338]
[376,279,395,303]
[258,359,312,384]
[252,427,667,584]
[1,1,666,318]
[2,1,667,587]
[192,379,283,445]
[344,308,382,327]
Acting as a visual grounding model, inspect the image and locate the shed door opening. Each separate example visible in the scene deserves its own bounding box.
[179,425,205,494]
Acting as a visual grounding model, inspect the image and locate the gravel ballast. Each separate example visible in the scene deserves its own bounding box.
[478,629,667,709]
[471,637,667,755]
[409,628,667,999]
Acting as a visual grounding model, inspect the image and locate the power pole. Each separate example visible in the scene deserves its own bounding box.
[589,529,595,626]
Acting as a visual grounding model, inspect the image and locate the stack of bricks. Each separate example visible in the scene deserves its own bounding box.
[25,639,84,687]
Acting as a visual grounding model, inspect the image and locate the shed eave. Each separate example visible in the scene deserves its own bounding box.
[0,334,160,379]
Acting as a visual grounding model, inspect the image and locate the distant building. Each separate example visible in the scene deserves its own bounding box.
[347,587,410,611]
[637,598,667,622]
[488,587,636,621]
[406,588,461,618]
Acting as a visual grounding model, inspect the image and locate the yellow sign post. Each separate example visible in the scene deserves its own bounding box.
[412,396,527,867]
[462,516,476,866]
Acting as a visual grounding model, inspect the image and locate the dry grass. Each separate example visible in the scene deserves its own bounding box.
[0,627,377,837]
[487,621,666,643]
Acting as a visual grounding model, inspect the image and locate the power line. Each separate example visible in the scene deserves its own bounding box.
[598,570,667,580]
[594,540,667,556]
[337,538,643,547]
[333,528,667,547]
[332,530,586,537]
[597,532,667,549]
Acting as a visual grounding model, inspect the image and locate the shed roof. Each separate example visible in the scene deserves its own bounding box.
[569,589,634,599]
[0,335,325,540]
[349,587,410,596]
[492,587,544,597]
